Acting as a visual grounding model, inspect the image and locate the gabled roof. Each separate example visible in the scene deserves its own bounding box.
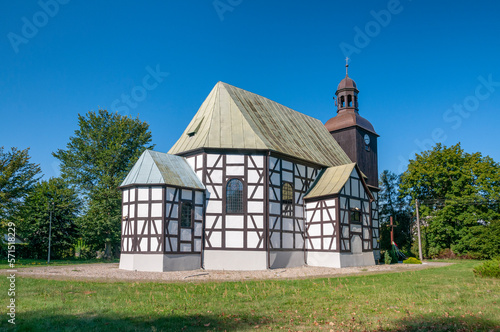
[304,163,373,200]
[169,82,352,167]
[121,150,205,190]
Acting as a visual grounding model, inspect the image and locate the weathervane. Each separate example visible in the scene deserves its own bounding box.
[345,57,349,76]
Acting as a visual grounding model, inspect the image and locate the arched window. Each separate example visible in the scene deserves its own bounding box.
[282,182,293,216]
[181,201,193,228]
[226,179,243,213]
[348,95,352,107]
[340,96,345,107]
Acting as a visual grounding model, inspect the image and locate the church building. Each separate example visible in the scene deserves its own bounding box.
[119,65,381,272]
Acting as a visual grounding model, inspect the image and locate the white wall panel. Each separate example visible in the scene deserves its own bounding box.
[182,189,192,200]
[252,155,264,168]
[250,215,263,229]
[168,221,178,235]
[150,237,158,251]
[129,204,135,218]
[269,157,278,170]
[323,223,334,236]
[283,218,293,231]
[226,155,244,164]
[206,216,218,229]
[180,229,191,241]
[210,170,223,183]
[282,171,293,183]
[248,201,264,214]
[226,231,244,248]
[195,192,204,205]
[138,187,149,201]
[166,188,176,201]
[186,157,195,171]
[270,232,280,248]
[226,215,244,229]
[151,187,162,201]
[283,233,293,248]
[140,238,148,251]
[170,238,177,251]
[123,190,129,203]
[207,154,221,168]
[194,207,203,220]
[226,166,244,176]
[309,224,321,236]
[282,160,293,170]
[181,243,191,252]
[166,203,178,218]
[194,239,201,252]
[194,222,202,236]
[209,232,221,247]
[247,231,260,248]
[295,233,304,248]
[248,170,261,184]
[137,204,149,218]
[269,202,280,215]
[151,203,162,218]
[206,200,222,213]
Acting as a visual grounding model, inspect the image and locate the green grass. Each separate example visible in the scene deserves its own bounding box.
[0,258,119,269]
[1,261,498,331]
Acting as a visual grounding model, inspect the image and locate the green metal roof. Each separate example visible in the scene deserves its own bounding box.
[121,150,205,190]
[169,82,352,167]
[304,163,374,200]
[304,163,356,199]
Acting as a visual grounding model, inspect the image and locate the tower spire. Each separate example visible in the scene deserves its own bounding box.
[345,57,349,76]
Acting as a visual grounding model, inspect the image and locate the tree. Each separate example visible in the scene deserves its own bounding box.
[53,110,154,255]
[0,147,41,225]
[16,177,80,259]
[378,170,412,252]
[400,143,500,257]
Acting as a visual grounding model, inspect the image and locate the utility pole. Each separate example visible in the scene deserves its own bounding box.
[47,201,54,264]
[416,199,423,261]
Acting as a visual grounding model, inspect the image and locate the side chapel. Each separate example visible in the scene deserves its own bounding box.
[119,65,381,271]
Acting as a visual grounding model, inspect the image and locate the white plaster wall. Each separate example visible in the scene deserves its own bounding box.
[269,250,305,268]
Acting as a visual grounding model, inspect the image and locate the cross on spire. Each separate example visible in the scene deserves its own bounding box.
[345,57,350,75]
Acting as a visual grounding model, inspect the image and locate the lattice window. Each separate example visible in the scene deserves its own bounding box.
[350,209,360,223]
[282,182,293,216]
[180,201,193,228]
[226,179,243,213]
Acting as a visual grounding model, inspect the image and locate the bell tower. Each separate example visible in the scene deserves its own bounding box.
[325,60,379,188]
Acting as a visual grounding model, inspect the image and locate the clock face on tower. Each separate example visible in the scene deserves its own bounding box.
[364,134,370,145]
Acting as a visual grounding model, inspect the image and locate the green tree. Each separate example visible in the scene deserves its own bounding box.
[16,177,80,259]
[400,143,500,257]
[0,147,41,225]
[53,110,154,256]
[378,170,412,253]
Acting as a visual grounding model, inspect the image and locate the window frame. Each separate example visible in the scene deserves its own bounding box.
[180,200,194,229]
[281,182,294,217]
[225,178,244,214]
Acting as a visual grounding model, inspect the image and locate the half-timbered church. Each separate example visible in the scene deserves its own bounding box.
[119,65,381,272]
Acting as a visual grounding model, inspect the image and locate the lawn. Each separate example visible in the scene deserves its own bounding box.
[1,260,498,331]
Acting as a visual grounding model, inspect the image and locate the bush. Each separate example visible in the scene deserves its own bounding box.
[403,257,422,264]
[384,251,392,265]
[473,259,500,279]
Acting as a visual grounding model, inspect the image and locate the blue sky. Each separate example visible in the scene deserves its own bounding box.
[1,0,499,179]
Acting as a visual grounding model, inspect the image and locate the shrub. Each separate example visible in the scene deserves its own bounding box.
[403,257,422,264]
[473,259,500,279]
[384,251,392,265]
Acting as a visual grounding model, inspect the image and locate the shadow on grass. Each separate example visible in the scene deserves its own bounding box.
[1,310,269,331]
[376,314,499,331]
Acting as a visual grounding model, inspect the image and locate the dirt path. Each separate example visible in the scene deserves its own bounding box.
[1,261,451,283]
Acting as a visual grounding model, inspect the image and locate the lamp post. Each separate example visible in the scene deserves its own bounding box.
[47,201,54,264]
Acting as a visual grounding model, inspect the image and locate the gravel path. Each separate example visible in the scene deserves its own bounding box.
[2,262,450,283]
